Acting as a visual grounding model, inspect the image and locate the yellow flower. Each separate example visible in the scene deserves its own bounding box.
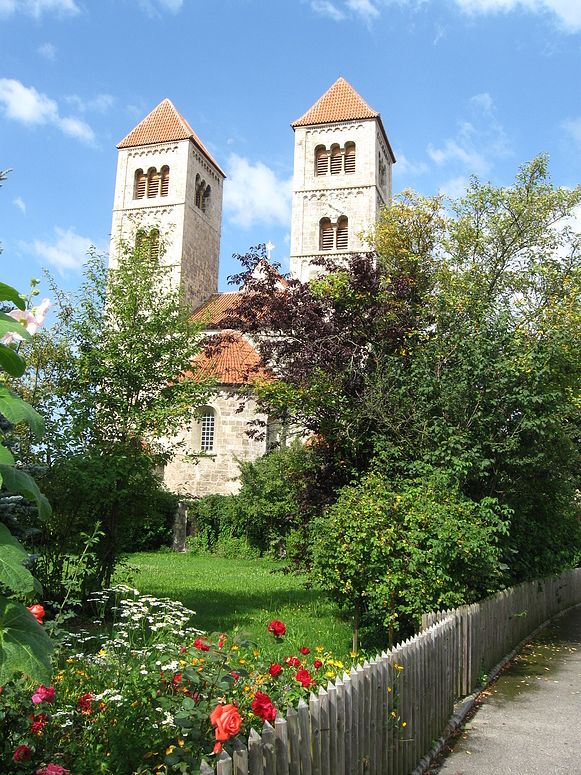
[402,722,407,728]
[350,651,358,658]
[166,746,175,756]
[253,650,260,657]
[98,649,107,656]
[315,646,324,653]
[238,658,247,665]
[394,663,404,671]
[230,645,239,652]
[387,687,392,693]
[243,686,251,693]
[177,739,185,748]
[326,671,335,679]
[390,711,397,718]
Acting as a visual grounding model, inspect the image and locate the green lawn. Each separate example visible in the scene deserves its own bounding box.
[123,551,353,657]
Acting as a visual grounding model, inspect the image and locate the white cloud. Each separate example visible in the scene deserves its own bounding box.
[346,0,380,21]
[12,196,25,213]
[0,0,79,18]
[224,154,292,229]
[137,0,183,15]
[25,227,93,274]
[394,152,429,176]
[65,93,115,113]
[0,79,95,144]
[452,0,581,32]
[428,92,509,177]
[38,42,57,61]
[438,175,470,199]
[562,116,581,143]
[310,0,346,20]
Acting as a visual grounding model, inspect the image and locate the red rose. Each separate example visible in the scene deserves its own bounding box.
[285,656,301,668]
[252,690,277,722]
[299,646,310,655]
[313,659,323,669]
[13,745,32,763]
[27,604,45,624]
[35,766,70,775]
[77,692,95,713]
[230,671,240,681]
[30,713,48,734]
[194,638,210,652]
[210,703,242,743]
[172,674,183,687]
[269,663,282,677]
[295,668,313,688]
[267,619,286,638]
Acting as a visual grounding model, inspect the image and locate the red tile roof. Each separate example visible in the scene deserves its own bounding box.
[117,98,225,177]
[186,332,271,385]
[191,293,243,327]
[291,77,396,163]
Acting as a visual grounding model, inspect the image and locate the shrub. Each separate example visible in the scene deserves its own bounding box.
[312,469,510,650]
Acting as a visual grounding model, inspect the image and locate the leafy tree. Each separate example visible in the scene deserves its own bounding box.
[25,235,214,589]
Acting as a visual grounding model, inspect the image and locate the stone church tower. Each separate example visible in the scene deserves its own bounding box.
[110,98,225,310]
[289,77,395,282]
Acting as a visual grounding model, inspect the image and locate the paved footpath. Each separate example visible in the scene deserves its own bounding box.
[436,606,581,775]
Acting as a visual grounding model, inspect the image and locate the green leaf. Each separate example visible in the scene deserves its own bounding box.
[0,344,26,377]
[0,597,53,684]
[0,387,45,437]
[0,443,14,465]
[0,312,31,342]
[0,466,51,519]
[0,523,35,593]
[0,283,25,310]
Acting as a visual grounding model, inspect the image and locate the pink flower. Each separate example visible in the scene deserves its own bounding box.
[32,685,55,704]
[36,765,70,775]
[13,745,32,763]
[1,299,50,345]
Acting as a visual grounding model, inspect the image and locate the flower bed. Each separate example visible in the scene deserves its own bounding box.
[1,586,355,774]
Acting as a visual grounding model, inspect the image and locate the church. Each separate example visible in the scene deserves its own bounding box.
[109,77,395,498]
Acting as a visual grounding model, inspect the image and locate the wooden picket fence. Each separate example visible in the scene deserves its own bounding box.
[200,568,581,775]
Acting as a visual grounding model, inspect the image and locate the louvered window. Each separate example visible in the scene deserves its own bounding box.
[202,185,210,213]
[135,228,160,261]
[160,166,169,197]
[345,143,356,174]
[149,229,160,260]
[330,147,342,175]
[315,146,328,176]
[320,219,334,251]
[134,169,146,199]
[336,217,349,251]
[147,168,160,198]
[200,409,215,452]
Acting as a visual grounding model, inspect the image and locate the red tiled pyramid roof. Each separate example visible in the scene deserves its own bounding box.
[117,98,225,176]
[186,332,271,385]
[191,293,243,327]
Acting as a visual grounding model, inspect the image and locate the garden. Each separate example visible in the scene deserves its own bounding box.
[1,159,581,772]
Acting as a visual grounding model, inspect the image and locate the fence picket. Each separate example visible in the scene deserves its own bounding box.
[248,728,264,775]
[309,691,321,775]
[217,751,233,775]
[262,722,276,775]
[233,740,248,775]
[297,698,312,775]
[286,707,300,775]
[275,716,289,775]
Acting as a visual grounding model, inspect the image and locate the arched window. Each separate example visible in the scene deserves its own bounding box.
[147,167,160,198]
[315,145,328,176]
[319,218,333,251]
[202,185,211,213]
[134,169,146,199]
[336,217,349,251]
[200,407,215,452]
[266,417,285,451]
[135,227,160,261]
[160,166,170,197]
[330,145,342,175]
[195,177,207,210]
[344,142,356,174]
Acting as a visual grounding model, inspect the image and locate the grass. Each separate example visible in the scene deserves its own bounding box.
[122,551,353,657]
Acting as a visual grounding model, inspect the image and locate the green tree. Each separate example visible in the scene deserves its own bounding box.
[29,234,214,589]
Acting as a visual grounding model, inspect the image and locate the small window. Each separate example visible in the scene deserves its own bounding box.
[160,166,170,197]
[200,408,215,452]
[315,145,328,176]
[135,228,160,261]
[147,167,160,198]
[134,169,146,199]
[320,218,333,251]
[336,217,348,251]
[345,143,356,174]
[330,146,342,175]
[202,185,211,213]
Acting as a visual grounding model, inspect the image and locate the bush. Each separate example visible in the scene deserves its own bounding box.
[312,469,511,650]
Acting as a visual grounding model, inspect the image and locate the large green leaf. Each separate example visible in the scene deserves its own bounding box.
[0,282,25,310]
[0,597,53,684]
[0,387,44,437]
[0,523,35,593]
[0,344,26,377]
[0,442,14,465]
[0,466,51,519]
[0,312,31,342]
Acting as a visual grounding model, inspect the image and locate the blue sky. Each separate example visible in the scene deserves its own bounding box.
[0,0,580,301]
